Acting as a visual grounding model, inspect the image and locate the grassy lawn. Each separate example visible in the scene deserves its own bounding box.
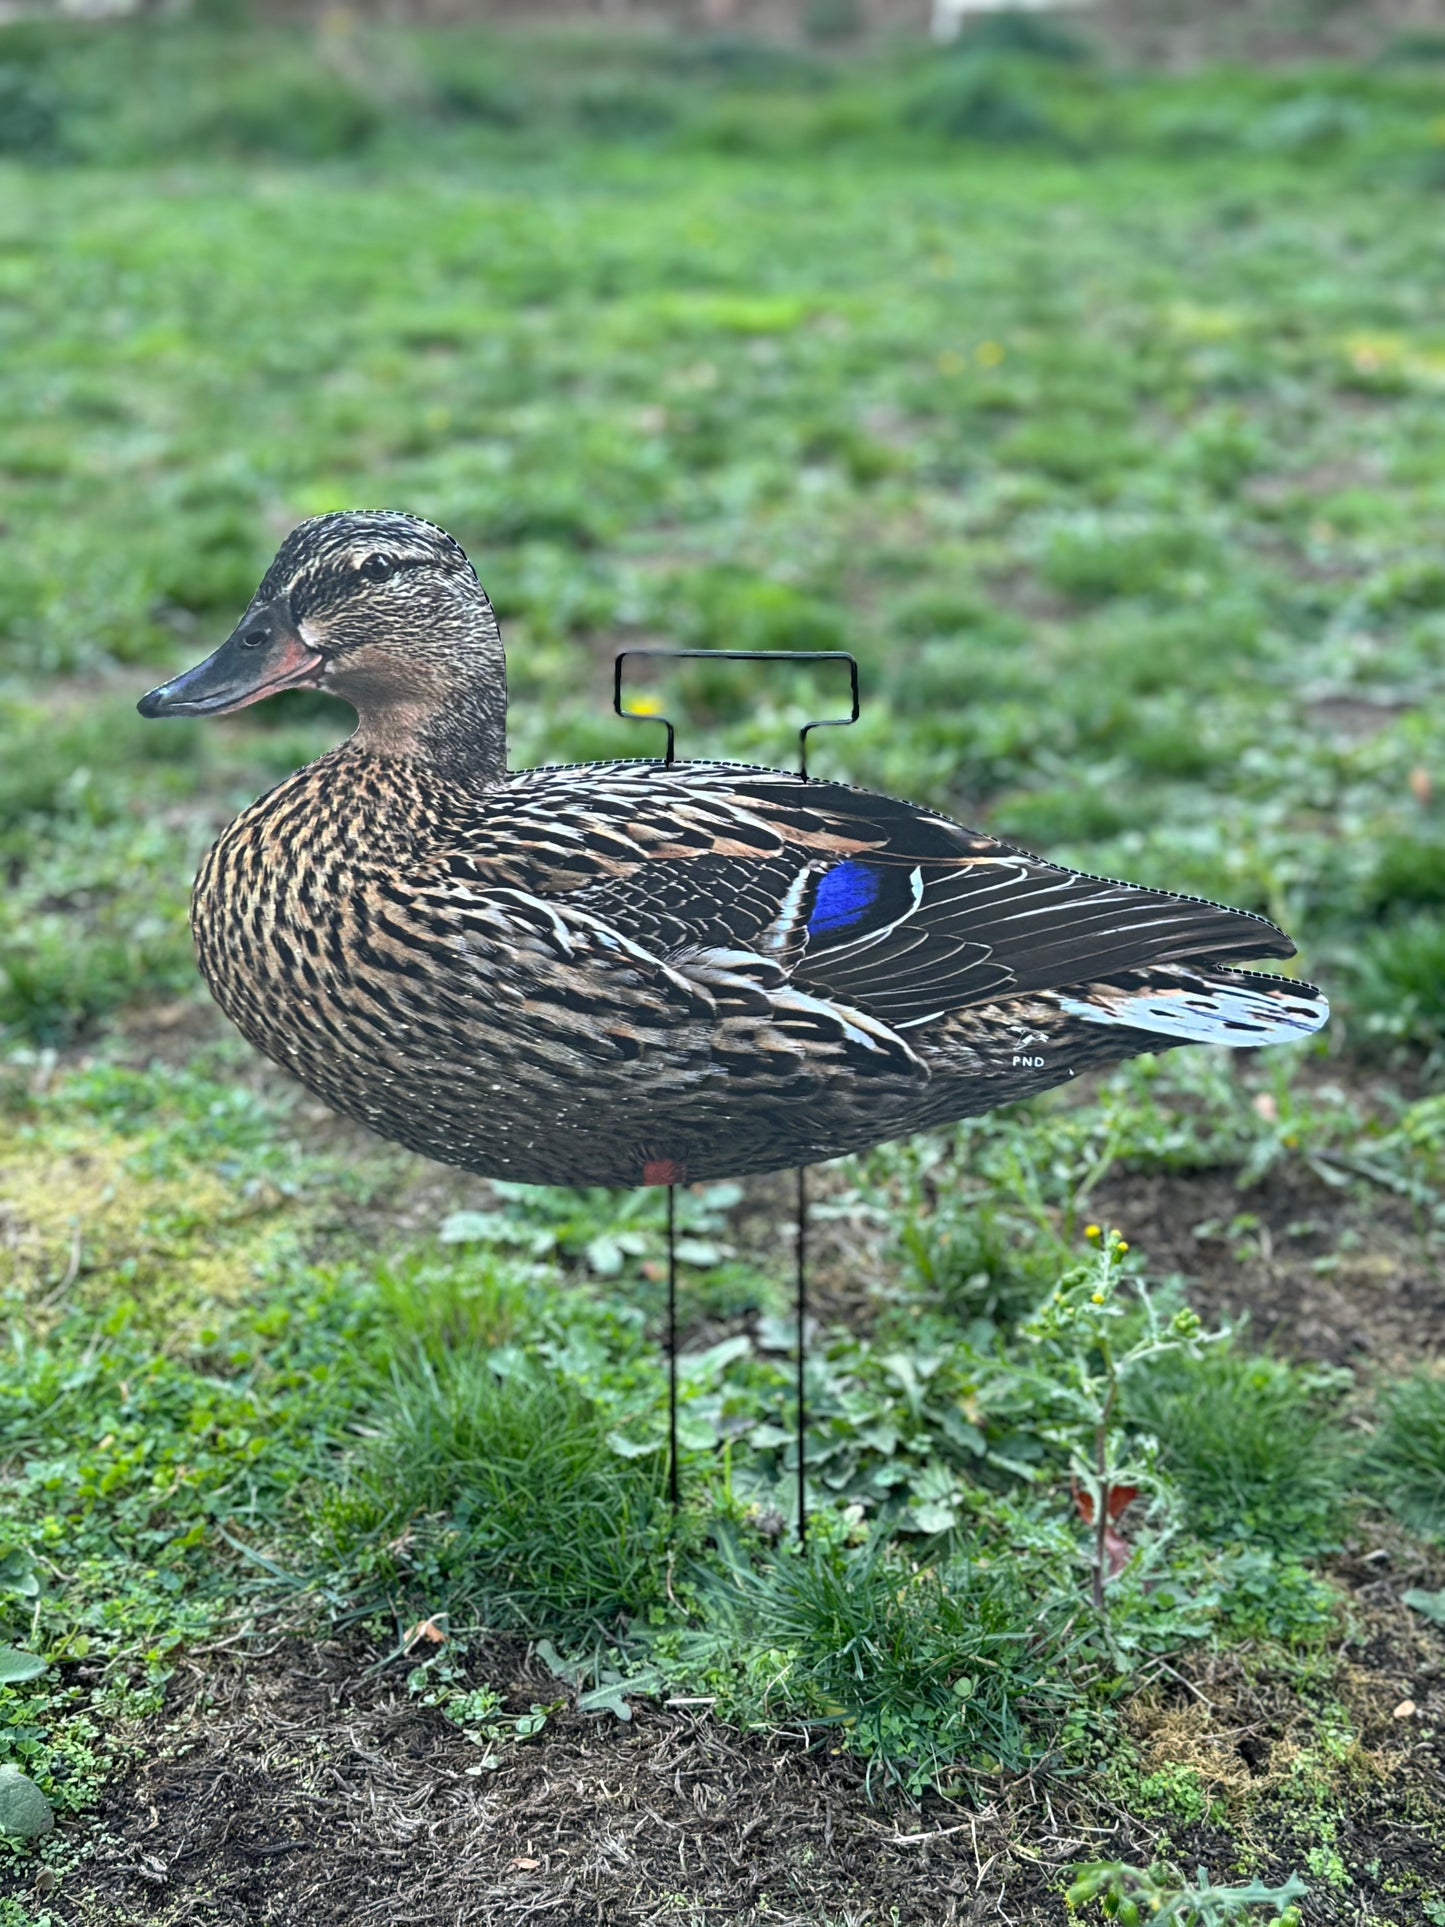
[1,17,1444,1924]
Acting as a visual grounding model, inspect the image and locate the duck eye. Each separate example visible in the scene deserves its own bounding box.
[360,552,396,582]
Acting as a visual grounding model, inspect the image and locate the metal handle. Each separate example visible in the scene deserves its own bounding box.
[612,647,860,782]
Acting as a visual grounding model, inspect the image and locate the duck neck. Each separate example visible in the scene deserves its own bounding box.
[348,669,509,784]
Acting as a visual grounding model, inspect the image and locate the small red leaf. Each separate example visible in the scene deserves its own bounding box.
[1071,1482,1140,1524]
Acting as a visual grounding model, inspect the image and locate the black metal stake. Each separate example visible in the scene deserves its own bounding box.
[796,1164,808,1551]
[667,1183,680,1515]
[614,647,861,1549]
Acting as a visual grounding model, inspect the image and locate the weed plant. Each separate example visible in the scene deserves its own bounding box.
[1065,1859,1306,1926]
[896,1160,1063,1332]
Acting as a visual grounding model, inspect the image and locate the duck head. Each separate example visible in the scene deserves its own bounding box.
[138,510,507,775]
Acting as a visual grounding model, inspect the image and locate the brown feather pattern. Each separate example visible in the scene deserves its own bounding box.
[191,749,1325,1186]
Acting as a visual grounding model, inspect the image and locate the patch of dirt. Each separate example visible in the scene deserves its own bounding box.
[1093,1161,1443,1376]
[16,1565,1445,1927]
[1133,1535,1445,1802]
[1301,696,1416,746]
[103,994,241,1070]
[28,1637,1071,1927]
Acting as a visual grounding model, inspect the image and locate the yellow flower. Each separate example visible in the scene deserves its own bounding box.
[1090,1291,1106,1305]
[1085,1223,1101,1242]
[1117,1241,1129,1254]
[976,339,1004,368]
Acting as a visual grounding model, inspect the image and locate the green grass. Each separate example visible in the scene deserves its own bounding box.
[340,1353,669,1636]
[6,1048,1428,1801]
[1126,1346,1351,1555]
[0,18,1443,1904]
[1349,913,1445,1067]
[661,1529,1077,1794]
[1366,1371,1445,1538]
[4,71,1443,1041]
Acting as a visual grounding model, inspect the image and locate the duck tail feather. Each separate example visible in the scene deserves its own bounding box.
[1055,964,1328,1048]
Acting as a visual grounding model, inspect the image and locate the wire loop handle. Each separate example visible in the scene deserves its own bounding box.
[613,647,860,782]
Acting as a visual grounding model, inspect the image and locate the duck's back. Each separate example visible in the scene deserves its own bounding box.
[191,751,1327,1186]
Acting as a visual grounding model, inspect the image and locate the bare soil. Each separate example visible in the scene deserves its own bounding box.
[1095,1161,1444,1378]
[15,1552,1445,1927]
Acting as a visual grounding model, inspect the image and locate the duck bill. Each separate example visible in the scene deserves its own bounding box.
[137,604,324,719]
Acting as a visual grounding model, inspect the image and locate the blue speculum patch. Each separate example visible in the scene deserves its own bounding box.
[809,859,882,936]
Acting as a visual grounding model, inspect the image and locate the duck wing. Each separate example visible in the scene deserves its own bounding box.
[490,764,1298,1032]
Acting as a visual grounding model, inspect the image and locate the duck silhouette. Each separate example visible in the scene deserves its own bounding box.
[139,510,1327,1190]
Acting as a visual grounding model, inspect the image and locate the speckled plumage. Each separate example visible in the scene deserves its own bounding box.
[143,511,1328,1188]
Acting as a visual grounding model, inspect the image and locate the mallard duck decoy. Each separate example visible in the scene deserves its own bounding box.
[138,510,1327,1190]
